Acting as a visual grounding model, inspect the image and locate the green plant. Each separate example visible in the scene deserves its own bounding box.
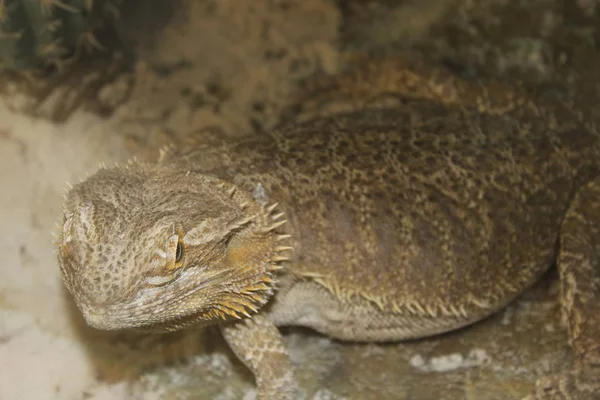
[0,0,121,71]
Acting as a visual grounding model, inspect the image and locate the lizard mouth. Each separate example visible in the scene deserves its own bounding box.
[78,261,276,332]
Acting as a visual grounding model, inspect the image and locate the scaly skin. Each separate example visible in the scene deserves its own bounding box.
[57,58,600,399]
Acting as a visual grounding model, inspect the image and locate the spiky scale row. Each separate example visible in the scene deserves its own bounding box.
[312,273,472,319]
[262,202,293,270]
[207,197,293,322]
[0,0,123,71]
[217,275,278,320]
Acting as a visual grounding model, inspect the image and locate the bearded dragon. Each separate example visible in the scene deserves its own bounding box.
[57,58,600,399]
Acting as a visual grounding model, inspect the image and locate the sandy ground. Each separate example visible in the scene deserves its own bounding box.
[1,0,599,399]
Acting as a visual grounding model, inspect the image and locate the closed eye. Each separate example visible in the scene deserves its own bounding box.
[175,241,183,263]
[146,231,185,287]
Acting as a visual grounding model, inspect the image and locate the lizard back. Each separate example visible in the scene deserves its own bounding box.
[171,97,599,319]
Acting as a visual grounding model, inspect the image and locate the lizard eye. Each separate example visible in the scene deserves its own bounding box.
[175,241,184,263]
[146,237,184,287]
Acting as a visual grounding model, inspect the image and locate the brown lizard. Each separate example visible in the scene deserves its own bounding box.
[57,57,600,399]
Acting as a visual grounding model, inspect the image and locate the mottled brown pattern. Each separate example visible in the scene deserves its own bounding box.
[57,58,600,399]
[176,96,598,326]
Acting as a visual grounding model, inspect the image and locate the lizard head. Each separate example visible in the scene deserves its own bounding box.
[57,162,291,332]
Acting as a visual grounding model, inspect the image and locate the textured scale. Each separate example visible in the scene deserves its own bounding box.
[57,57,600,399]
[171,98,599,332]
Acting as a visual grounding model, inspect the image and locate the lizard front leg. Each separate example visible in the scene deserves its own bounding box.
[526,179,600,400]
[220,313,299,399]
